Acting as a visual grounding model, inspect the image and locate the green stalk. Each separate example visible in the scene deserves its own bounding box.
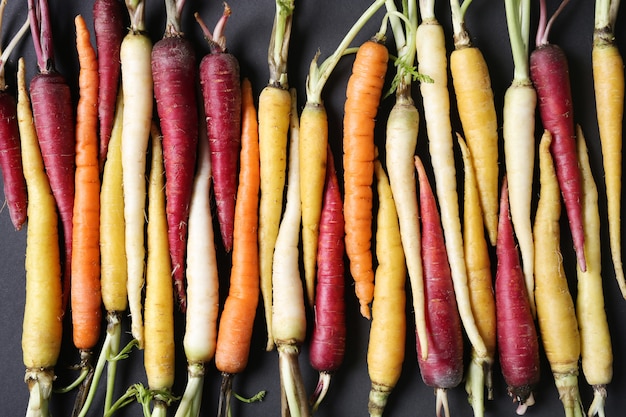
[505,0,531,82]
[306,0,387,104]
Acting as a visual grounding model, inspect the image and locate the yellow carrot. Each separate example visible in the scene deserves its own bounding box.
[258,0,295,351]
[449,0,499,245]
[575,125,613,417]
[17,56,63,417]
[534,130,584,417]
[592,0,625,297]
[367,159,406,417]
[143,125,175,416]
[458,135,496,417]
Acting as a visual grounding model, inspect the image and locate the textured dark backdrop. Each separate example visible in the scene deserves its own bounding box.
[1,0,625,416]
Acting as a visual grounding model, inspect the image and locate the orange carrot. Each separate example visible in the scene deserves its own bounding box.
[214,78,261,417]
[70,14,102,414]
[343,36,389,319]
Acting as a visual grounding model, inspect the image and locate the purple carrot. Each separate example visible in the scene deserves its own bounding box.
[529,0,585,271]
[0,7,30,230]
[28,0,76,312]
[93,0,125,171]
[415,157,464,417]
[196,5,242,252]
[309,147,346,411]
[151,0,199,309]
[495,177,540,415]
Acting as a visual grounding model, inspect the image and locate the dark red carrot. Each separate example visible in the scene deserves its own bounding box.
[0,5,29,231]
[309,146,346,412]
[196,5,241,253]
[28,0,76,312]
[415,156,464,417]
[529,0,585,271]
[151,0,199,309]
[495,177,540,414]
[93,0,125,172]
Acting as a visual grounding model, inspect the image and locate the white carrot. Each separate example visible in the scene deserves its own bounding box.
[503,0,537,315]
[416,0,486,358]
[120,0,153,348]
[272,89,309,417]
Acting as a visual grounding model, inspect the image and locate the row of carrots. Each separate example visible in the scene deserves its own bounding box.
[0,0,622,416]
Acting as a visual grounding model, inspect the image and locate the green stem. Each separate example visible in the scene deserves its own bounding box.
[419,0,436,20]
[306,0,386,104]
[174,363,205,417]
[25,369,55,417]
[104,314,123,413]
[609,0,621,28]
[277,343,310,417]
[126,0,146,32]
[268,0,294,87]
[505,0,530,81]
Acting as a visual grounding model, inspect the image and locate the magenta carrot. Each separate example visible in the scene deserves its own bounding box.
[309,147,346,412]
[495,177,540,414]
[529,0,586,271]
[415,156,464,417]
[0,2,30,231]
[28,0,76,312]
[152,0,199,308]
[196,5,242,253]
[93,0,125,172]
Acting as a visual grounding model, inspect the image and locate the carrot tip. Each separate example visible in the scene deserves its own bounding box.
[360,303,371,320]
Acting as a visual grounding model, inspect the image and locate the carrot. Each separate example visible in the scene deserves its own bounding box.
[449,0,499,245]
[384,0,430,360]
[93,0,125,171]
[300,0,386,307]
[213,78,261,417]
[503,0,537,315]
[458,135,496,417]
[120,0,154,348]
[0,2,29,231]
[143,125,176,417]
[28,0,76,313]
[258,0,294,351]
[533,129,584,417]
[592,0,625,296]
[416,0,487,359]
[343,36,388,320]
[174,109,220,417]
[308,147,345,412]
[196,5,241,254]
[17,56,64,417]
[575,125,613,417]
[69,14,102,415]
[367,158,406,417]
[77,92,132,417]
[495,176,540,414]
[272,88,309,417]
[414,156,464,417]
[152,0,199,309]
[530,0,586,272]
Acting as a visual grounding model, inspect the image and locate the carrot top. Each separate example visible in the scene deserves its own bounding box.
[268,0,294,88]
[0,0,30,90]
[535,0,572,46]
[126,0,147,32]
[504,0,532,81]
[305,0,386,104]
[194,3,231,54]
[28,0,57,73]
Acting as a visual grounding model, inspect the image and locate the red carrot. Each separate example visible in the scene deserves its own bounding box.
[495,177,540,414]
[152,0,199,308]
[415,156,464,417]
[28,0,76,312]
[93,0,125,172]
[309,147,346,411]
[0,3,29,231]
[529,0,585,271]
[196,5,242,253]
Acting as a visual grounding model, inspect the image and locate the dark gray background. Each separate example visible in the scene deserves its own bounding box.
[1,0,625,416]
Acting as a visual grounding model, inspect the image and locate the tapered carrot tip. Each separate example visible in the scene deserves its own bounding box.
[368,382,392,417]
[360,302,371,320]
